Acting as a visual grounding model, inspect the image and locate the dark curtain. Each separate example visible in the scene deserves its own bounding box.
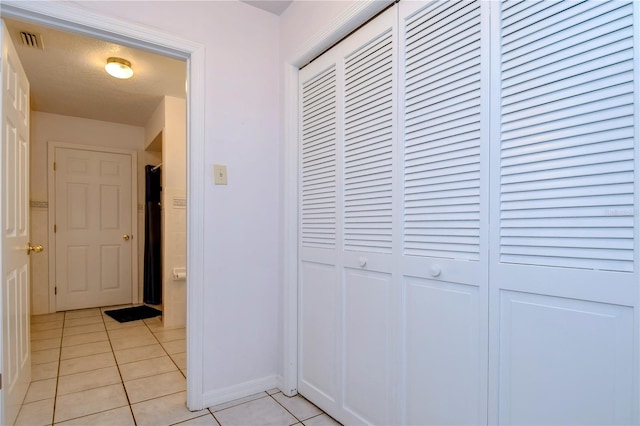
[144,165,162,305]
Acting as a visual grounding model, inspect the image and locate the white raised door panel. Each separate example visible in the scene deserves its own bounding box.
[498,291,633,425]
[55,147,133,310]
[0,21,31,426]
[343,268,393,425]
[405,277,482,425]
[299,261,339,402]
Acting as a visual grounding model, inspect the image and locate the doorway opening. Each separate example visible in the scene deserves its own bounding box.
[0,0,206,411]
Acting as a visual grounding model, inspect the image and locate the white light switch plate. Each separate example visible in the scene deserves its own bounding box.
[214,164,228,185]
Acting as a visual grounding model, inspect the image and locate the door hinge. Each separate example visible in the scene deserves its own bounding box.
[0,373,2,390]
[53,162,56,171]
[54,224,56,233]
[54,287,57,295]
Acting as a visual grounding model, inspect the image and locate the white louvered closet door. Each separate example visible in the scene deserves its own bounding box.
[298,7,399,426]
[299,1,639,425]
[489,1,638,424]
[399,1,488,424]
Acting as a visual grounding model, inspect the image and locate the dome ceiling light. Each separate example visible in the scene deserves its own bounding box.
[105,57,133,79]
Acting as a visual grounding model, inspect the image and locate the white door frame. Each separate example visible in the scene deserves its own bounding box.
[47,142,138,311]
[281,0,393,396]
[0,1,207,410]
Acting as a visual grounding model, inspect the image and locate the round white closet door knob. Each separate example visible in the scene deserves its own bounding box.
[430,265,442,277]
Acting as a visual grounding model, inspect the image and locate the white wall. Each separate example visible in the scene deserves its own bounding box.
[144,96,187,328]
[279,1,357,60]
[29,111,145,314]
[68,0,281,399]
[161,97,187,329]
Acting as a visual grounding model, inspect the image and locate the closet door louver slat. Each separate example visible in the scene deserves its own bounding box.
[344,30,394,253]
[499,0,635,272]
[301,66,337,249]
[403,0,482,261]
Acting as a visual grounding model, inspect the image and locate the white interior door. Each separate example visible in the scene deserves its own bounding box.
[1,21,31,426]
[298,7,399,425]
[298,1,639,425]
[54,147,133,311]
[399,1,489,424]
[489,2,638,424]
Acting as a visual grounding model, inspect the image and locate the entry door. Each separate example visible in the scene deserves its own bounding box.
[1,21,31,426]
[55,147,133,311]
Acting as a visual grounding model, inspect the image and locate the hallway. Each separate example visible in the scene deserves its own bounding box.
[19,307,337,425]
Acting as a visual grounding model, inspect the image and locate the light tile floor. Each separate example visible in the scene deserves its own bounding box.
[18,306,341,426]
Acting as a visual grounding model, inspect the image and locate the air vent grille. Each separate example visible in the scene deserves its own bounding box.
[19,31,43,50]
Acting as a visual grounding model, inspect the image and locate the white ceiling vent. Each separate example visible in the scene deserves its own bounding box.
[19,31,44,50]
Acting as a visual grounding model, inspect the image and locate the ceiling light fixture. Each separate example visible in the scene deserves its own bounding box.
[105,57,133,79]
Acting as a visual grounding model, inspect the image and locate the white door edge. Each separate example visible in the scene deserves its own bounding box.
[47,142,138,312]
[0,1,207,411]
[281,0,394,397]
[1,22,5,426]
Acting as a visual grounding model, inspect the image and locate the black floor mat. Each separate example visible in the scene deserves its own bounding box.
[104,305,162,323]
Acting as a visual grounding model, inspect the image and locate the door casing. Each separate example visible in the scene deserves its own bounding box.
[0,1,207,410]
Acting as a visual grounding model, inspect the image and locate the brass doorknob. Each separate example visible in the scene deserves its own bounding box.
[123,234,130,241]
[27,243,44,255]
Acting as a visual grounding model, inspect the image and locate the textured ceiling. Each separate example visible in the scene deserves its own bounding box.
[3,18,187,127]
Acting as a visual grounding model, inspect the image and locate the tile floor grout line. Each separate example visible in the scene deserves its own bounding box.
[55,333,108,348]
[54,406,130,425]
[13,314,60,424]
[50,310,66,425]
[170,413,221,426]
[210,410,223,425]
[129,389,187,407]
[268,392,306,424]
[269,392,342,426]
[140,316,192,406]
[116,352,167,366]
[145,316,187,380]
[101,306,139,426]
[51,308,111,425]
[119,353,169,366]
[302,411,336,425]
[205,412,223,426]
[208,392,270,415]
